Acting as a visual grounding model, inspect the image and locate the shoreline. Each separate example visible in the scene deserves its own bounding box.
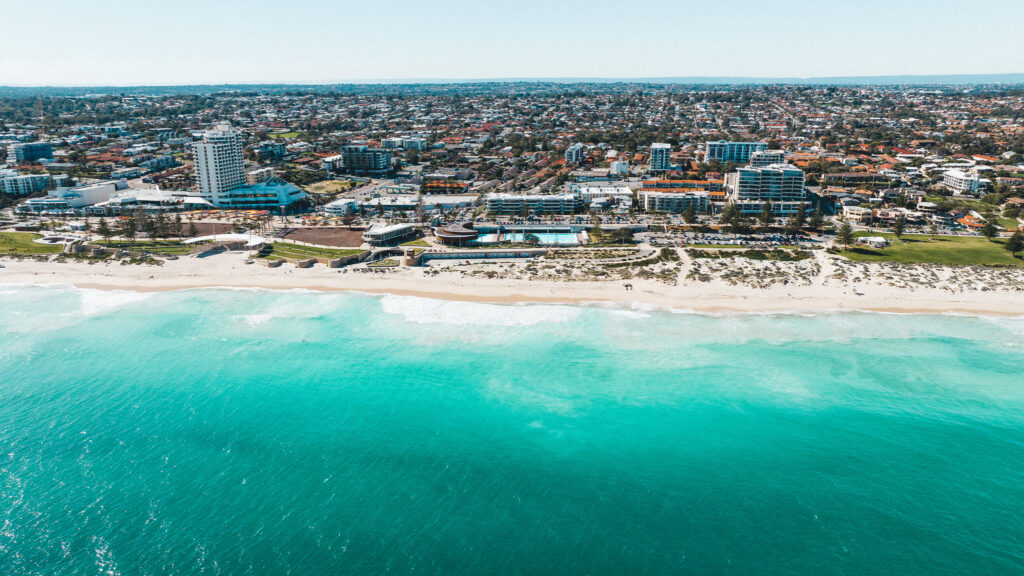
[3,253,1023,318]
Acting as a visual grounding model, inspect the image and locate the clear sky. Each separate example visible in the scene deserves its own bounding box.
[3,0,1023,86]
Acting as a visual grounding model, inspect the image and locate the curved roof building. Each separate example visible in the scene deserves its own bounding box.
[433,222,480,246]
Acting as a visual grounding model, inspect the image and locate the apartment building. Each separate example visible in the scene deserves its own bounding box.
[725,163,807,215]
[140,155,179,172]
[6,142,54,164]
[338,145,392,177]
[638,191,709,213]
[0,170,63,195]
[649,143,672,172]
[704,140,767,164]
[749,150,787,168]
[942,169,983,196]
[564,143,585,165]
[485,193,582,215]
[252,141,288,162]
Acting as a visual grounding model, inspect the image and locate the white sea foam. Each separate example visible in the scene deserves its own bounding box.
[241,313,274,327]
[379,294,581,326]
[78,289,154,316]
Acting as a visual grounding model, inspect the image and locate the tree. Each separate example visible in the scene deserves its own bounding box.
[1005,230,1024,257]
[785,204,806,236]
[719,203,740,232]
[524,233,540,246]
[682,202,697,224]
[837,221,854,248]
[892,215,906,240]
[119,217,138,246]
[981,220,998,241]
[154,212,168,240]
[174,214,183,240]
[929,221,939,239]
[97,218,112,245]
[810,203,825,231]
[759,201,774,228]
[188,218,199,238]
[136,209,154,239]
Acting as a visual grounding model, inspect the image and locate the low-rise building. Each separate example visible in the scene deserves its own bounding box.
[842,205,874,223]
[570,184,634,203]
[485,193,582,215]
[140,155,179,172]
[112,167,143,179]
[362,223,416,246]
[16,181,121,214]
[246,167,275,185]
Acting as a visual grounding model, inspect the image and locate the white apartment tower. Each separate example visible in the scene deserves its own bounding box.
[194,123,245,204]
[725,163,807,215]
[649,143,672,172]
[749,150,787,168]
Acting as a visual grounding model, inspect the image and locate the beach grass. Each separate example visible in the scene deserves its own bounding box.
[841,232,1024,267]
[0,232,65,255]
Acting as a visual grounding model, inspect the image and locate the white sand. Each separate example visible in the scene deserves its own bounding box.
[2,251,1022,316]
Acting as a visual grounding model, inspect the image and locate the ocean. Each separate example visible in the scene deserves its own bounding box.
[1,285,1023,575]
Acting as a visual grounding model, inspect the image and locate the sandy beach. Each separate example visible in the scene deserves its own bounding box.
[2,250,1022,316]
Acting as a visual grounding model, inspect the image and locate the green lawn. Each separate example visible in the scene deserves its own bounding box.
[997,218,1021,231]
[101,241,192,255]
[400,238,431,247]
[840,232,1023,267]
[267,132,301,139]
[0,232,65,255]
[367,258,399,268]
[262,243,365,260]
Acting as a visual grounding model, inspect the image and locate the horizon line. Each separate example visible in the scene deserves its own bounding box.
[4,72,1024,90]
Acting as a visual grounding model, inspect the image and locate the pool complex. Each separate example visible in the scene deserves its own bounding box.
[476,232,579,246]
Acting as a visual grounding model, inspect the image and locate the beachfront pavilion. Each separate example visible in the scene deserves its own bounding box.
[433,222,480,246]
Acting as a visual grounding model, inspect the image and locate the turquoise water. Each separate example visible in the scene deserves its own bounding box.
[2,285,1024,575]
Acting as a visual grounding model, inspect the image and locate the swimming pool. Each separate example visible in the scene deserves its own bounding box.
[502,232,580,246]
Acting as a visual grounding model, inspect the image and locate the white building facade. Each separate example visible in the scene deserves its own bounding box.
[725,163,807,215]
[194,123,245,205]
[705,140,768,164]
